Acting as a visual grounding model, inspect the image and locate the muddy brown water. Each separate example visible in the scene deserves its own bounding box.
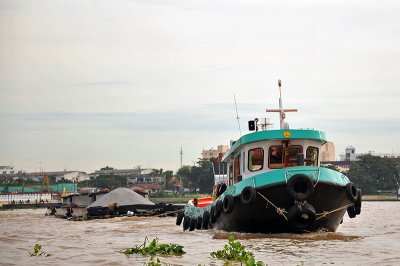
[0,202,399,265]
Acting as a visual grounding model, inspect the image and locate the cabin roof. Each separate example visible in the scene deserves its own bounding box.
[222,129,327,162]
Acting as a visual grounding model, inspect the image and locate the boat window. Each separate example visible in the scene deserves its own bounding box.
[306,146,319,166]
[269,145,303,169]
[234,155,241,184]
[286,145,303,167]
[248,148,264,172]
[269,145,284,168]
[242,152,245,174]
[228,163,233,186]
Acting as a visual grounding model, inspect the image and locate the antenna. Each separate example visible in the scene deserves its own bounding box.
[266,80,298,129]
[180,147,183,168]
[234,94,242,136]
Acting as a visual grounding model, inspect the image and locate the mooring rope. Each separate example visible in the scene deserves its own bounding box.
[152,209,182,217]
[315,203,354,220]
[256,192,288,221]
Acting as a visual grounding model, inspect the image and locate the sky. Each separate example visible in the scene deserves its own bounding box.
[1,0,400,174]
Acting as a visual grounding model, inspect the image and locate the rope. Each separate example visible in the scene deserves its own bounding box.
[316,203,354,220]
[152,209,182,217]
[256,192,288,221]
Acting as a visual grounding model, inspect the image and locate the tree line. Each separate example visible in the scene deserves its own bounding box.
[345,154,399,194]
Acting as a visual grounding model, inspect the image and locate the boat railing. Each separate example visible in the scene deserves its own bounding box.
[284,167,320,184]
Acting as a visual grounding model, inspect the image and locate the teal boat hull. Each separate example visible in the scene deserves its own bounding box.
[178,166,360,233]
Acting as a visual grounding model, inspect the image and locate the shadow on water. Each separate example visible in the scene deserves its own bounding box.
[213,230,360,242]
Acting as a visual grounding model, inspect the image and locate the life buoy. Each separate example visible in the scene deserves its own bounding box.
[183,215,190,231]
[287,202,316,231]
[346,182,358,202]
[189,217,196,231]
[287,174,314,201]
[355,188,362,215]
[241,186,256,204]
[347,205,357,218]
[196,216,203,230]
[176,210,184,226]
[215,200,223,217]
[223,195,234,214]
[202,211,210,229]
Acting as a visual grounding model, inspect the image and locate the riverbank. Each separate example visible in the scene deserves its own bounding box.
[362,194,399,201]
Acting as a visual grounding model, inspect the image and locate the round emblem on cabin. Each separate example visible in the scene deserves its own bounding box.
[283,131,291,138]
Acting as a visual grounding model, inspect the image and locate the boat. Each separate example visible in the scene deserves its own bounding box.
[175,80,362,233]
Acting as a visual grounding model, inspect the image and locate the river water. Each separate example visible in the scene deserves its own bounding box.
[0,201,399,265]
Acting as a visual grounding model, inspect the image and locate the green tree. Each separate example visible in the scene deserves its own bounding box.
[176,166,191,189]
[100,166,114,171]
[164,170,174,190]
[322,164,340,172]
[176,158,215,193]
[347,154,399,194]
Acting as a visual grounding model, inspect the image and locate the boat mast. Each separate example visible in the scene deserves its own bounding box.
[267,80,298,129]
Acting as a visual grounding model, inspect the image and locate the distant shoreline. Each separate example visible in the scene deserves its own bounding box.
[363,195,399,201]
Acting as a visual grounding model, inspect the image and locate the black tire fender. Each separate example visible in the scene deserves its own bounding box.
[189,217,196,231]
[223,195,234,214]
[241,186,257,204]
[355,188,362,215]
[215,200,223,217]
[346,182,358,202]
[202,211,210,229]
[287,202,316,231]
[287,174,314,201]
[182,215,190,231]
[210,205,217,223]
[176,210,184,226]
[347,205,357,218]
[196,216,203,230]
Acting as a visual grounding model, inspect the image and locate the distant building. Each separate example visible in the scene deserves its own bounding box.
[320,141,335,161]
[90,167,165,193]
[339,146,400,161]
[0,165,19,175]
[339,146,358,161]
[202,145,229,159]
[0,170,89,182]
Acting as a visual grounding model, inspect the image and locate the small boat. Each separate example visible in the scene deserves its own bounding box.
[176,81,362,233]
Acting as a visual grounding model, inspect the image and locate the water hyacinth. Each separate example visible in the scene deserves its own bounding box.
[122,237,185,256]
[210,236,265,266]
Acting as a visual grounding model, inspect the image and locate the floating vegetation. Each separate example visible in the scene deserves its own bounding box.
[146,256,161,266]
[122,237,186,256]
[29,243,52,257]
[210,236,265,266]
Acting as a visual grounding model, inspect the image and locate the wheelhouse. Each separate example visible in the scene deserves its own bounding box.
[222,129,327,186]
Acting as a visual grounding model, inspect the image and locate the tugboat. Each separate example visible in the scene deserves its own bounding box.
[176,81,362,233]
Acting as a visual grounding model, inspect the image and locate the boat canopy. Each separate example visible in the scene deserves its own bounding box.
[222,129,326,163]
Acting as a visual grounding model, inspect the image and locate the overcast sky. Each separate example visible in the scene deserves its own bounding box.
[1,0,399,173]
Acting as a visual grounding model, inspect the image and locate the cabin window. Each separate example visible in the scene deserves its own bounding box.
[248,148,264,172]
[306,147,319,166]
[234,155,241,184]
[228,163,233,186]
[269,145,284,168]
[269,145,303,168]
[286,145,303,167]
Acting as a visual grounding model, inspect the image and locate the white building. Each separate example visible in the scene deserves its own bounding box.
[202,145,229,159]
[0,166,15,175]
[339,146,400,161]
[59,171,90,182]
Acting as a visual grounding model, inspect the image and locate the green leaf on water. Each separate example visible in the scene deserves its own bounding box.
[29,243,52,257]
[122,237,186,256]
[210,236,266,266]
